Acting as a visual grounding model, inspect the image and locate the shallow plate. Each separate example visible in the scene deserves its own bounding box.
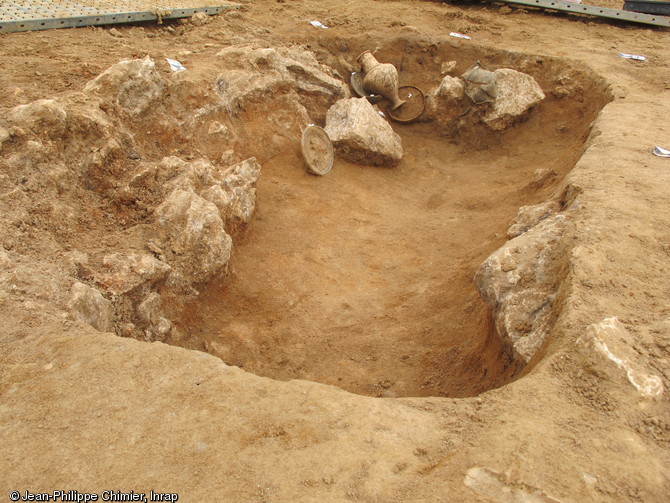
[301,125,334,176]
[386,86,426,124]
[350,72,366,97]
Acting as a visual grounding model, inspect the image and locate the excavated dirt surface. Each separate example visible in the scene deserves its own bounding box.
[1,1,670,502]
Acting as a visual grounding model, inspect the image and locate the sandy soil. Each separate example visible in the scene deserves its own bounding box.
[1,0,669,502]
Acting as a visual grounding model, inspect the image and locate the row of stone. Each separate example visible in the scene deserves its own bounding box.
[322,67,545,168]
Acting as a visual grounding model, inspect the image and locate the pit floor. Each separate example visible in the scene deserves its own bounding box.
[168,104,594,398]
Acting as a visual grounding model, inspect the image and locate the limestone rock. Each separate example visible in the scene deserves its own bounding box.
[127,157,185,194]
[9,99,68,137]
[475,213,566,363]
[98,253,171,296]
[220,149,239,165]
[155,189,233,284]
[577,318,664,399]
[440,61,458,76]
[484,69,545,131]
[215,45,348,120]
[324,98,403,167]
[190,12,211,26]
[84,56,165,116]
[68,282,114,332]
[551,70,584,99]
[208,121,228,135]
[424,76,466,123]
[465,467,562,503]
[137,292,172,342]
[507,200,560,239]
[0,126,10,150]
[202,157,261,235]
[163,158,217,194]
[216,46,346,99]
[525,167,558,191]
[0,247,13,269]
[128,156,261,240]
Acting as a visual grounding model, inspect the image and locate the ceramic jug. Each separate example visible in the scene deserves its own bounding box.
[357,51,406,111]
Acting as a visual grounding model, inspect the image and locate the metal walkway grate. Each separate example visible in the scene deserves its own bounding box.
[492,0,670,26]
[0,1,241,33]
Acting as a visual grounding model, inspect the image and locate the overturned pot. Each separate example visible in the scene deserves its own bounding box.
[357,50,406,111]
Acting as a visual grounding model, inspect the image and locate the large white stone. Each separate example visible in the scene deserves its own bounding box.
[155,189,233,284]
[484,69,545,131]
[137,292,172,342]
[9,99,68,137]
[324,98,403,167]
[0,126,9,147]
[84,56,165,116]
[475,213,566,363]
[507,200,560,239]
[215,46,347,106]
[201,157,261,235]
[215,45,348,124]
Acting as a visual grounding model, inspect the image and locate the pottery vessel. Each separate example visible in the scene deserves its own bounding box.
[357,51,406,111]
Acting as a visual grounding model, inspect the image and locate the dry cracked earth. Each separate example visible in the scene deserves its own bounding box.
[1,0,669,501]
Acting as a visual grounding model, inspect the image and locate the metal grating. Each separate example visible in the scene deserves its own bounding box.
[0,1,241,33]
[624,0,670,15]
[494,0,670,26]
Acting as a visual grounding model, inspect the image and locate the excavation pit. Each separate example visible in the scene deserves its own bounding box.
[157,38,612,398]
[0,35,611,399]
